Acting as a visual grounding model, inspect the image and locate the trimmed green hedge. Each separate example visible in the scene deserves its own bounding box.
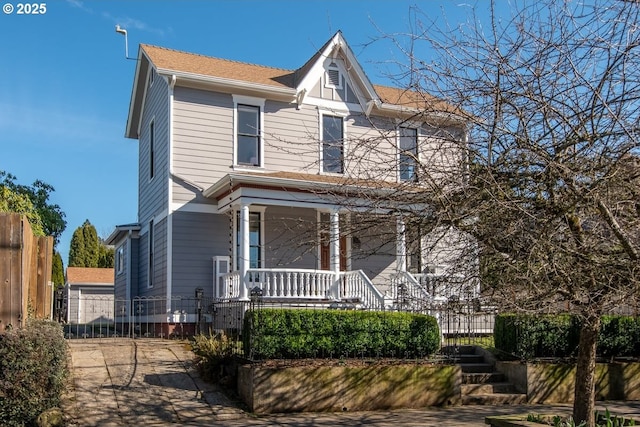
[495,314,640,360]
[243,309,440,360]
[0,320,68,427]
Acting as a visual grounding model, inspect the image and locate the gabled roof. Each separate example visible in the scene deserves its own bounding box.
[140,44,296,89]
[125,31,464,139]
[66,267,114,285]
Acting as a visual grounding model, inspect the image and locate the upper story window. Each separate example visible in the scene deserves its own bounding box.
[322,114,344,174]
[149,120,155,180]
[233,95,265,168]
[399,126,418,182]
[116,246,124,275]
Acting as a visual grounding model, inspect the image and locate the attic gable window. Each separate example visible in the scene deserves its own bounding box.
[325,62,342,89]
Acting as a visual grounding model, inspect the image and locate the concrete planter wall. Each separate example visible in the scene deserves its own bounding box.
[496,361,640,403]
[238,363,462,414]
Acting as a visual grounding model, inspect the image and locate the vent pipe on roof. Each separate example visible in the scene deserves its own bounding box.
[115,25,136,61]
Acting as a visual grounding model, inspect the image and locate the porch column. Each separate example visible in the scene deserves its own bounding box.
[330,209,341,300]
[396,215,407,272]
[239,203,250,301]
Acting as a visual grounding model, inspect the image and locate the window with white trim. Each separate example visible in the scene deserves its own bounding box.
[149,120,155,180]
[233,95,265,168]
[236,105,260,166]
[147,220,154,288]
[116,246,124,275]
[322,114,344,174]
[399,126,418,182]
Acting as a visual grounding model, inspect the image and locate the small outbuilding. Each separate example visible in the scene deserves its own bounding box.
[65,267,114,324]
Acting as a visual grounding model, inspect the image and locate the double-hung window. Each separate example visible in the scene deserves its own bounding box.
[233,95,265,168]
[236,105,260,166]
[322,115,344,174]
[149,120,155,180]
[399,126,418,182]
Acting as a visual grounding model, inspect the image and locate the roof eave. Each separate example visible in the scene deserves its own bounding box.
[376,103,468,125]
[125,49,148,140]
[157,69,297,100]
[203,173,403,201]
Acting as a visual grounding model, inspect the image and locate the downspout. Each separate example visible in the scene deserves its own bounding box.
[167,74,176,311]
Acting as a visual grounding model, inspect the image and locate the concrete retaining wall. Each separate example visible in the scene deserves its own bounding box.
[496,361,640,403]
[238,363,462,414]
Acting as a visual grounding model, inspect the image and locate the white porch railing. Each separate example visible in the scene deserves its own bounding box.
[414,272,480,301]
[218,268,385,309]
[340,270,385,310]
[250,268,335,299]
[390,271,434,311]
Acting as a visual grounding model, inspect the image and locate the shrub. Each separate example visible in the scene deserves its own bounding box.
[191,332,235,382]
[243,309,440,360]
[495,314,640,360]
[494,314,580,359]
[0,320,68,427]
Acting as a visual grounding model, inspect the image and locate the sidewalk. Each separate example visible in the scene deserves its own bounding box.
[62,339,640,426]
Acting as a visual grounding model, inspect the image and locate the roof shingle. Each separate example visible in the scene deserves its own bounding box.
[66,267,114,285]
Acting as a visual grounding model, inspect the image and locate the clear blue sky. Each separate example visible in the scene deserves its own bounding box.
[0,0,482,266]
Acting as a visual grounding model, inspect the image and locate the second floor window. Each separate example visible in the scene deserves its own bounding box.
[322,115,344,174]
[399,126,418,182]
[236,105,260,166]
[149,121,155,180]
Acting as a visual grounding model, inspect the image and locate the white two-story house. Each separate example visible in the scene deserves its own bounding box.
[107,31,473,317]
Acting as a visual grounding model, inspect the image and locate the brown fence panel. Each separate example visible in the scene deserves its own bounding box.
[34,235,53,319]
[0,214,25,331]
[0,213,53,333]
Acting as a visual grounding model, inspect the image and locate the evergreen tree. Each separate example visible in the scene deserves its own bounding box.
[68,220,113,268]
[68,225,86,267]
[51,251,64,288]
[98,244,114,268]
[81,220,99,267]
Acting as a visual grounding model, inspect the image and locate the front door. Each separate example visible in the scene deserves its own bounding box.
[320,235,347,271]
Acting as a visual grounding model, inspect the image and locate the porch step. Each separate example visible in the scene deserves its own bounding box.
[461,382,517,395]
[462,372,506,384]
[460,363,495,374]
[462,393,527,405]
[456,346,527,406]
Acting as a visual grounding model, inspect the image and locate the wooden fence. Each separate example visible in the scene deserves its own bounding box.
[0,213,53,332]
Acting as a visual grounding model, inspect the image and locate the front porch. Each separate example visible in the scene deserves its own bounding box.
[205,171,480,311]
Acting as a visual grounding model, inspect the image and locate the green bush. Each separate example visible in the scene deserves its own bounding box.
[243,309,440,360]
[191,332,236,382]
[0,320,68,427]
[495,314,640,360]
[494,314,580,359]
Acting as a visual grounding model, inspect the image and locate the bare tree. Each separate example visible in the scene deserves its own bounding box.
[356,1,640,424]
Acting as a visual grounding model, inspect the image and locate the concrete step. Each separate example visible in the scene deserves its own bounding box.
[461,382,517,395]
[459,363,494,374]
[451,354,485,364]
[462,393,527,406]
[440,345,477,356]
[462,372,506,384]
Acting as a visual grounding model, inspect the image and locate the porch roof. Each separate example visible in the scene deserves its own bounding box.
[203,171,426,212]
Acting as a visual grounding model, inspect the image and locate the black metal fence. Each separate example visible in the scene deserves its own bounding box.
[55,292,496,357]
